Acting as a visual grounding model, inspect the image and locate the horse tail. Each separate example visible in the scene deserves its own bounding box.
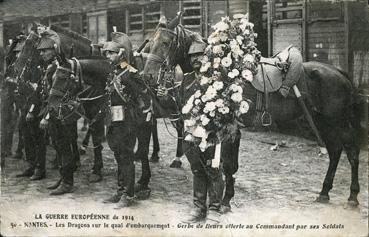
[339,69,368,147]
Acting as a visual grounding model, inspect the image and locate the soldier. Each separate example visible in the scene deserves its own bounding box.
[1,37,24,163]
[36,30,79,194]
[102,32,152,207]
[183,35,232,223]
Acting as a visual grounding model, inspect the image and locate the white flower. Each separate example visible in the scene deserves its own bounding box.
[209,110,216,117]
[201,55,209,64]
[182,104,192,114]
[194,99,201,105]
[219,32,228,42]
[244,54,255,63]
[194,90,202,98]
[242,69,253,82]
[200,76,211,85]
[215,98,224,107]
[205,86,217,100]
[229,84,243,93]
[213,81,224,91]
[236,35,244,45]
[231,92,243,102]
[200,115,210,126]
[184,134,194,141]
[228,69,240,79]
[192,126,208,139]
[213,57,221,69]
[199,138,207,152]
[212,21,229,31]
[204,101,216,113]
[184,119,196,128]
[201,94,209,103]
[239,100,249,114]
[218,106,230,114]
[212,45,224,55]
[200,62,211,73]
[221,57,232,67]
[208,34,220,44]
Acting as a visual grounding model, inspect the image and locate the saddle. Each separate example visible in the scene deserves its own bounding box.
[251,45,293,93]
[250,45,304,126]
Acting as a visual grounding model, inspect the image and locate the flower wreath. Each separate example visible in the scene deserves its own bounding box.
[182,13,261,151]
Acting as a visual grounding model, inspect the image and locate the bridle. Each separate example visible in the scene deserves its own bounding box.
[51,58,108,125]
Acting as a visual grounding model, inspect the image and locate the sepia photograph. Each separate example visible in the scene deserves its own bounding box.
[0,0,368,236]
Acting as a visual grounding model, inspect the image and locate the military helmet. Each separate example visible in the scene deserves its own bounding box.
[37,29,61,52]
[102,41,122,53]
[188,41,207,55]
[102,32,133,63]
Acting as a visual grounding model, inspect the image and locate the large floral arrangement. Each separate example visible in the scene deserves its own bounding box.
[182,13,261,151]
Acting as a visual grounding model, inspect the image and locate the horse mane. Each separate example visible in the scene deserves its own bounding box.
[173,24,204,73]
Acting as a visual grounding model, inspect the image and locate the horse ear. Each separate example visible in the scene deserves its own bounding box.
[158,16,167,28]
[168,11,183,29]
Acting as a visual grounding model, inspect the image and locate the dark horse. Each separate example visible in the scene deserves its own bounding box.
[10,27,106,182]
[143,15,362,208]
[48,56,153,195]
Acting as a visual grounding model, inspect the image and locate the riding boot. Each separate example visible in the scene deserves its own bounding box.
[183,174,207,223]
[104,160,125,203]
[207,168,224,224]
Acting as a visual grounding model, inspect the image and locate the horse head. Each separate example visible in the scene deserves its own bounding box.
[143,12,193,85]
[12,31,42,83]
[47,56,111,120]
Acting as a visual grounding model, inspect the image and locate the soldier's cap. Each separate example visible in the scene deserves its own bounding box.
[102,41,123,54]
[188,40,207,55]
[37,29,61,52]
[102,32,132,53]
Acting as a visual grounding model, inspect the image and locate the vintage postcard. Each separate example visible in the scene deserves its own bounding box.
[1,0,368,236]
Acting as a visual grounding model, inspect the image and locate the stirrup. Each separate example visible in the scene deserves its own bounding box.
[261,111,272,127]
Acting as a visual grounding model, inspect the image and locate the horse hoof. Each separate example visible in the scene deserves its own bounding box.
[136,188,151,200]
[150,155,160,163]
[347,199,359,208]
[315,195,330,203]
[219,205,231,214]
[169,160,182,168]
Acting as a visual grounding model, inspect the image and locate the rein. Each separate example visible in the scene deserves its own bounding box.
[54,58,108,126]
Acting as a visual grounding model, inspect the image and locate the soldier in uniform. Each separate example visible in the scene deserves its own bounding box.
[102,32,152,207]
[183,36,237,223]
[37,30,79,195]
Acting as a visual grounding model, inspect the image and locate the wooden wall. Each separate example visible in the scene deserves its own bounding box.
[306,1,346,70]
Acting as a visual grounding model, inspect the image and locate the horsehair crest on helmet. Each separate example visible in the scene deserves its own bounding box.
[37,29,61,53]
[102,31,133,63]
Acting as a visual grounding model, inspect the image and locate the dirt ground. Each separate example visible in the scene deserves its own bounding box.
[1,119,368,237]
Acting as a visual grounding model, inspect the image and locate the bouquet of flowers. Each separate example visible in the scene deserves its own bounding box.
[182,13,261,151]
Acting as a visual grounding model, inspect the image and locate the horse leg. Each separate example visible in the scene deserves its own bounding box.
[316,128,343,203]
[135,122,152,199]
[71,122,81,170]
[170,120,184,168]
[342,125,360,207]
[89,119,104,183]
[79,128,91,155]
[150,118,160,162]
